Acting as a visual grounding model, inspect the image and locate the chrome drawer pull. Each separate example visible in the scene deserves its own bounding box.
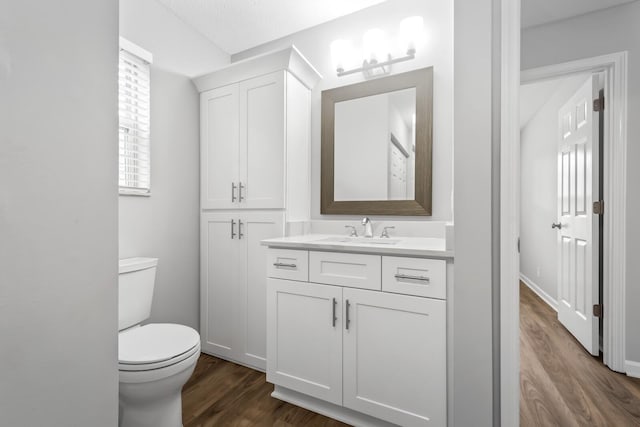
[273,262,297,268]
[394,274,430,282]
[332,298,337,327]
[345,299,351,330]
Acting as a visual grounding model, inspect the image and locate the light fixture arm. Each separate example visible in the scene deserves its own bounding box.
[337,51,416,77]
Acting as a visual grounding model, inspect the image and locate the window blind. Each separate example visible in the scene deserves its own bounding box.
[119,46,151,194]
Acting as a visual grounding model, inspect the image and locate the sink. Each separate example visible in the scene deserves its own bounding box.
[316,236,401,245]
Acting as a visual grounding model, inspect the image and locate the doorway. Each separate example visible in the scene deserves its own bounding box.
[519,72,602,354]
[500,46,631,424]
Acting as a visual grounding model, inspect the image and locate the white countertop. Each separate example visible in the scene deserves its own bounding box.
[261,234,454,258]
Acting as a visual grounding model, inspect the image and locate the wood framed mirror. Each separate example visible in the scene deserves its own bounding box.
[321,67,433,215]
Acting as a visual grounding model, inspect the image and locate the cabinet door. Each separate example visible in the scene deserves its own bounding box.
[343,288,446,427]
[201,85,239,209]
[239,72,285,209]
[267,279,343,405]
[200,213,239,358]
[236,212,284,370]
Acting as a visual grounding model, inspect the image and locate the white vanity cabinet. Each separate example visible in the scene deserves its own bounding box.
[266,247,449,427]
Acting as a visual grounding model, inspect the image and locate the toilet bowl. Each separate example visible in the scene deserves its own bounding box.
[118,258,200,427]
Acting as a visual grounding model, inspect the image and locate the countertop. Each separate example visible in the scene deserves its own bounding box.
[261,234,454,258]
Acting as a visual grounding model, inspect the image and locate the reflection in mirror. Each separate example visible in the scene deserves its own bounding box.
[334,88,416,201]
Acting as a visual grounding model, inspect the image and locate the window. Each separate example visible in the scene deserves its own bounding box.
[119,38,152,195]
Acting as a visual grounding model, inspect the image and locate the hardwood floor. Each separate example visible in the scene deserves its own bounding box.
[181,354,349,427]
[520,282,640,426]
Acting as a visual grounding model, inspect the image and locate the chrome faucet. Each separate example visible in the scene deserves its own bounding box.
[361,217,373,238]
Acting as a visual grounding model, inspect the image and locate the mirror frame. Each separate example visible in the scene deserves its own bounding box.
[321,67,433,216]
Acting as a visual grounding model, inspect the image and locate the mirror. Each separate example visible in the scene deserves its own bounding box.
[321,67,433,215]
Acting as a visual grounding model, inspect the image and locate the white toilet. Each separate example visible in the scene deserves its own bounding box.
[118,257,201,427]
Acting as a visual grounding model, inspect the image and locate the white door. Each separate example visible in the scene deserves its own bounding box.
[239,72,285,209]
[236,211,284,370]
[201,84,239,209]
[556,75,600,356]
[343,288,446,427]
[266,279,343,405]
[200,212,239,358]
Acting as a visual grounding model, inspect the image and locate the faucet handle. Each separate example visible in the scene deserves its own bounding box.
[380,226,395,238]
[345,225,358,237]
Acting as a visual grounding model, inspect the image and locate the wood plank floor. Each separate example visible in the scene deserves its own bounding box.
[520,282,640,426]
[181,354,349,427]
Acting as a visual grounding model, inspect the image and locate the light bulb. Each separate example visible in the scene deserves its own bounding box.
[399,16,425,55]
[331,39,352,73]
[362,28,388,64]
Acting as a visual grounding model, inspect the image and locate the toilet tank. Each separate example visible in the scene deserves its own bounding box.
[118,257,158,331]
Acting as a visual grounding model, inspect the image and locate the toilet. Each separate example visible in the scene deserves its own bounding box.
[118,257,200,427]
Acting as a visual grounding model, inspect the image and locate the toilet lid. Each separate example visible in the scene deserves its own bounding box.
[119,323,200,365]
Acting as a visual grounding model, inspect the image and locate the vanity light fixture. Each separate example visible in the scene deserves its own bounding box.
[331,16,424,78]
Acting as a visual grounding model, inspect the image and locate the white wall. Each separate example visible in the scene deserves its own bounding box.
[0,1,118,425]
[233,0,453,221]
[521,0,640,367]
[452,0,494,424]
[520,75,589,306]
[120,0,229,78]
[119,0,230,330]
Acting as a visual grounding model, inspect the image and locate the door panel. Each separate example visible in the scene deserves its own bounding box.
[266,279,343,405]
[239,72,285,209]
[237,212,284,370]
[556,75,600,355]
[343,288,446,427]
[201,213,239,358]
[201,85,239,209]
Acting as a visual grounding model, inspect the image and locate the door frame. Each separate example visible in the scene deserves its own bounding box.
[499,1,629,422]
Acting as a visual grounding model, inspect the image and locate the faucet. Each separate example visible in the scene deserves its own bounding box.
[361,217,373,238]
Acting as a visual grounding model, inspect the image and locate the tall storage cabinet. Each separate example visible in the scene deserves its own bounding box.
[195,47,321,371]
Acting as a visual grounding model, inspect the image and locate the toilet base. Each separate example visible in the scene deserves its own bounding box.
[118,350,199,427]
[119,389,183,427]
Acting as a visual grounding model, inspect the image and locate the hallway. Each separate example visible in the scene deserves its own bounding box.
[520,282,640,426]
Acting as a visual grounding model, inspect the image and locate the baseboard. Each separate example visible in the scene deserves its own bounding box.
[271,386,394,427]
[625,360,640,378]
[520,273,558,311]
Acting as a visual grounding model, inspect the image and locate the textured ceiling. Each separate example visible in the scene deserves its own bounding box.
[522,0,637,28]
[154,0,388,54]
[154,0,637,54]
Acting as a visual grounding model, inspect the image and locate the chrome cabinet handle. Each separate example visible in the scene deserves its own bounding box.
[231,182,237,202]
[332,298,337,327]
[238,219,243,239]
[345,299,351,330]
[394,274,430,282]
[238,182,245,202]
[272,262,296,268]
[552,222,562,230]
[231,219,236,239]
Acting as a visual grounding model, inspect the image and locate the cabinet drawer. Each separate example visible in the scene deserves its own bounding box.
[267,249,308,281]
[382,256,446,299]
[310,252,381,290]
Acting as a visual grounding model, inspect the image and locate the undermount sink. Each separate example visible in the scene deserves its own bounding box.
[317,236,401,245]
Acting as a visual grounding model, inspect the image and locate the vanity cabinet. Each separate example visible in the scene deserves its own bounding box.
[200,72,285,210]
[266,248,448,427]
